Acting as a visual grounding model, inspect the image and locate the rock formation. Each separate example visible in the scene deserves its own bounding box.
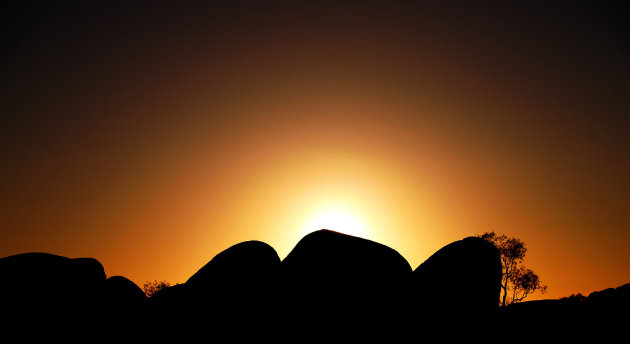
[411,236,502,315]
[4,231,626,338]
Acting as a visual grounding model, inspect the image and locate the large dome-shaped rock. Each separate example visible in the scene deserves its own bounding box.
[412,237,501,315]
[282,229,412,286]
[151,240,281,328]
[186,240,281,289]
[281,230,412,330]
[103,276,147,311]
[97,276,148,335]
[0,252,106,317]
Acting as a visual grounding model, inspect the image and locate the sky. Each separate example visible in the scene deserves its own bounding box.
[1,1,629,300]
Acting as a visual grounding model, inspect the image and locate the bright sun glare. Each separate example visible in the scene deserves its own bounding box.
[302,204,369,238]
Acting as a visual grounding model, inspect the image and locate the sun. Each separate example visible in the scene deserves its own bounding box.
[302,204,369,239]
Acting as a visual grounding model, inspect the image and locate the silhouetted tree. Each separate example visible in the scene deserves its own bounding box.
[142,280,170,298]
[478,232,547,306]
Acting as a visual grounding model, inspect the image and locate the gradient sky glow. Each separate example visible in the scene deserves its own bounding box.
[2,1,629,300]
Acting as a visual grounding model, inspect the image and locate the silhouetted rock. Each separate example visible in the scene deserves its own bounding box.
[283,230,412,281]
[146,282,188,326]
[187,240,281,288]
[499,282,630,338]
[588,287,619,305]
[0,251,108,335]
[103,276,147,311]
[586,282,630,321]
[149,240,281,330]
[4,237,626,338]
[412,236,502,315]
[0,235,630,341]
[0,253,106,315]
[281,230,412,331]
[504,298,575,318]
[616,283,630,303]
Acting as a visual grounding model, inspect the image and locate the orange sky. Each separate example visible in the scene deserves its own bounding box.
[1,1,629,300]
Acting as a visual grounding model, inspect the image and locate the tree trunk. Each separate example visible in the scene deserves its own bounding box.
[501,260,512,306]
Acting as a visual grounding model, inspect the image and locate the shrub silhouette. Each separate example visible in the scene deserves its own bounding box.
[142,280,170,298]
[561,293,587,304]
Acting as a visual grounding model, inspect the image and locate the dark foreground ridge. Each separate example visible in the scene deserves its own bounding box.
[1,230,628,339]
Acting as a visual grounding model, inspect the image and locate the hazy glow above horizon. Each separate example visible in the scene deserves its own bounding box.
[302,203,370,239]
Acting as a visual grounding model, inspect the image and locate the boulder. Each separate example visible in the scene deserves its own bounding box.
[282,229,412,286]
[616,283,630,304]
[500,282,630,336]
[186,240,281,289]
[588,287,616,305]
[150,240,281,329]
[412,237,502,315]
[0,252,106,318]
[587,283,630,320]
[148,282,190,312]
[103,276,147,311]
[281,230,412,331]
